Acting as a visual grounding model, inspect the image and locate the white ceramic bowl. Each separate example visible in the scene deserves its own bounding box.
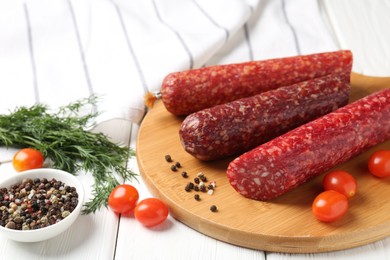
[0,168,84,242]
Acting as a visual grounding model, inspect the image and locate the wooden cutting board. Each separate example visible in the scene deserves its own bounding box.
[136,73,390,253]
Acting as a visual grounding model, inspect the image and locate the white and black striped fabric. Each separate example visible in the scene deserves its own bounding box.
[0,0,337,127]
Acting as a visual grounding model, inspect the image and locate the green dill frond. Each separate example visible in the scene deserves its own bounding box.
[0,95,138,214]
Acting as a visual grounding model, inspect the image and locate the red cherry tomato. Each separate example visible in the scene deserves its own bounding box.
[323,170,357,198]
[108,184,139,214]
[312,190,348,222]
[134,198,169,227]
[368,150,390,178]
[12,148,44,172]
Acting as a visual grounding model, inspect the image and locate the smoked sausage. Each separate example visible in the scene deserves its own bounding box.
[226,88,390,200]
[160,50,352,115]
[179,73,350,161]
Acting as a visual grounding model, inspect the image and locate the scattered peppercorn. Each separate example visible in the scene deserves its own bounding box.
[166,154,219,212]
[0,178,78,230]
[210,205,218,212]
[194,177,200,184]
[185,182,194,192]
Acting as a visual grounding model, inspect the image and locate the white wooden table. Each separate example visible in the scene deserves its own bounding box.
[1,1,389,259]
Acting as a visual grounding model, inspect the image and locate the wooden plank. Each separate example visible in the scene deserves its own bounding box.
[136,73,390,253]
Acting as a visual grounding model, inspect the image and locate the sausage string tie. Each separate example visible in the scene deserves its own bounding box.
[144,91,162,109]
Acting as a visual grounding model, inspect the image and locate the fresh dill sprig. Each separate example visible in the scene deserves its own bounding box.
[0,95,138,214]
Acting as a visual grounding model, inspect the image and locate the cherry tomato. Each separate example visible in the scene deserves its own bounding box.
[12,148,44,172]
[368,150,390,178]
[134,198,169,227]
[108,184,139,214]
[323,170,357,198]
[312,190,348,222]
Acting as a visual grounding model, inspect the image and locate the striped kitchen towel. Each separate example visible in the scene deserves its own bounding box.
[0,0,337,126]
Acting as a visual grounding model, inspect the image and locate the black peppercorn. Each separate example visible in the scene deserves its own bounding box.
[53,182,61,189]
[181,172,188,178]
[165,154,172,162]
[25,184,32,191]
[194,194,200,201]
[170,165,177,172]
[210,205,217,212]
[31,201,39,211]
[175,162,181,168]
[185,182,194,192]
[40,206,48,214]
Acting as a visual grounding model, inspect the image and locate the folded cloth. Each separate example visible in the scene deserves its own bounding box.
[0,0,337,127]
